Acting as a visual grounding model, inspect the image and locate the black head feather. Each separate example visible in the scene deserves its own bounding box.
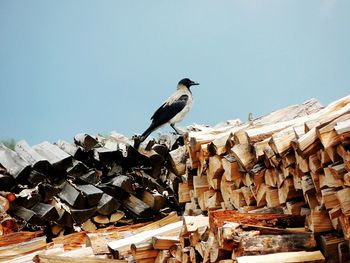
[178,78,199,88]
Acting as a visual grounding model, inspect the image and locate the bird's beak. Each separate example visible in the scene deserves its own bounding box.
[191,81,200,86]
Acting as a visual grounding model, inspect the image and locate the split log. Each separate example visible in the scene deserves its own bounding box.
[168,145,187,176]
[264,168,277,187]
[58,182,87,209]
[32,141,72,170]
[207,155,224,189]
[338,241,350,263]
[12,206,44,226]
[31,202,59,222]
[319,232,345,260]
[193,175,209,198]
[230,144,255,171]
[71,207,97,225]
[236,251,325,263]
[79,169,103,185]
[222,156,243,187]
[307,211,333,233]
[152,235,180,250]
[108,221,182,256]
[241,186,255,206]
[336,187,350,214]
[178,182,191,203]
[0,144,31,182]
[74,133,98,151]
[0,174,15,191]
[278,178,303,204]
[321,188,339,210]
[140,190,166,211]
[75,184,103,207]
[230,189,246,209]
[317,112,350,149]
[97,193,120,216]
[209,211,304,235]
[15,140,51,173]
[108,175,134,195]
[0,236,47,261]
[122,194,152,218]
[34,254,126,263]
[235,233,316,257]
[266,187,279,208]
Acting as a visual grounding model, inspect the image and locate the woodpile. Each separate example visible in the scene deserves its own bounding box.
[0,132,184,238]
[1,95,350,262]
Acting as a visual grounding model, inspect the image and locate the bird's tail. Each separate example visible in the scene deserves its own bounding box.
[133,124,156,149]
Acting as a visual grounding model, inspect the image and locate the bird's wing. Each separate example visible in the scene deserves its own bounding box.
[150,94,189,125]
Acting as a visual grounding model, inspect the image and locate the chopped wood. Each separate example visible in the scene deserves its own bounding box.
[235,233,316,257]
[74,133,99,151]
[58,182,87,209]
[307,211,334,233]
[108,221,182,255]
[15,140,51,173]
[230,144,255,171]
[178,182,191,203]
[141,190,166,211]
[236,250,325,263]
[207,155,224,189]
[122,194,152,218]
[152,235,180,250]
[168,145,187,176]
[97,193,120,216]
[336,187,350,214]
[32,141,72,170]
[0,144,31,182]
[0,236,47,261]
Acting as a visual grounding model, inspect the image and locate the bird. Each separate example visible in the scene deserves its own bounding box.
[134,78,199,149]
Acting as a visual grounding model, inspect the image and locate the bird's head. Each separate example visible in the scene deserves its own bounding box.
[178,78,200,89]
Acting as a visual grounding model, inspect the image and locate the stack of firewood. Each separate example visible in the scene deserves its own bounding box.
[1,94,350,262]
[175,95,350,262]
[0,131,185,238]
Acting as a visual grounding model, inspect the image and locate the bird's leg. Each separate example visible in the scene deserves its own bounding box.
[170,124,182,135]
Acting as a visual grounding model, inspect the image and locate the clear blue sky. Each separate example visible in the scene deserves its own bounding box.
[1,1,349,145]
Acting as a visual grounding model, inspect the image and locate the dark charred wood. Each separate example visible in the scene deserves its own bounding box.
[71,207,97,225]
[79,169,102,185]
[75,184,103,207]
[94,147,122,166]
[15,188,41,208]
[32,141,72,170]
[122,145,151,168]
[0,144,31,182]
[136,170,166,194]
[97,193,121,216]
[97,184,126,200]
[57,140,92,165]
[15,140,52,173]
[27,170,48,186]
[0,173,15,191]
[56,204,73,228]
[66,160,89,177]
[74,133,99,151]
[58,182,87,209]
[108,175,134,194]
[122,194,152,219]
[38,183,61,202]
[31,202,59,222]
[12,206,44,226]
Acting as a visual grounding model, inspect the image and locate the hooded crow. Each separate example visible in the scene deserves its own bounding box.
[134,78,199,149]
